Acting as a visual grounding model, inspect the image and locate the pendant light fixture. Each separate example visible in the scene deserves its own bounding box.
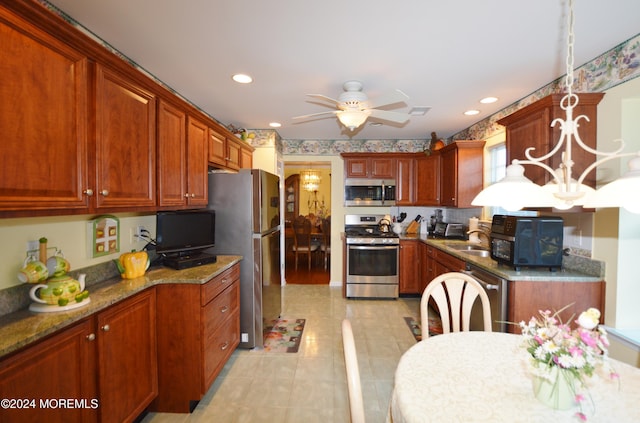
[472,0,640,213]
[300,168,321,192]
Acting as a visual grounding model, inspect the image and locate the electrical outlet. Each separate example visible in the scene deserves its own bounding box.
[130,226,147,243]
[26,240,39,260]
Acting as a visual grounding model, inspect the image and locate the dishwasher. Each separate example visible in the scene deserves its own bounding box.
[463,263,508,333]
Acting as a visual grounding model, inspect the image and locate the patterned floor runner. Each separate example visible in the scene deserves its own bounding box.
[263,318,306,352]
[404,316,443,341]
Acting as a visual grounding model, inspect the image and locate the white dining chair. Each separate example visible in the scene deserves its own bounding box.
[341,319,365,423]
[420,272,492,339]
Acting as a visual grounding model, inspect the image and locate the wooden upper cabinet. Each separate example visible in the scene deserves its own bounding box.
[415,154,441,205]
[498,93,604,187]
[343,154,396,179]
[0,11,90,212]
[95,65,156,209]
[208,128,227,167]
[186,117,209,206]
[225,137,241,171]
[240,145,253,169]
[439,141,485,207]
[396,157,416,205]
[157,100,187,207]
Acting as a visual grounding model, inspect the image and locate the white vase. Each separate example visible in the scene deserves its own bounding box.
[532,367,578,410]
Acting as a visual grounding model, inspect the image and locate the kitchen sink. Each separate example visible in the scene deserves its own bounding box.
[444,243,491,257]
[459,249,491,257]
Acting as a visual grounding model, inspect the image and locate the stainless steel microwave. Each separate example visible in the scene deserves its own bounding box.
[490,215,564,271]
[344,178,396,206]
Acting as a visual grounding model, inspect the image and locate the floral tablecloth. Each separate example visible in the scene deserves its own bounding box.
[389,332,640,423]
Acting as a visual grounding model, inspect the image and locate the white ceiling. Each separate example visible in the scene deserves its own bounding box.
[47,0,640,141]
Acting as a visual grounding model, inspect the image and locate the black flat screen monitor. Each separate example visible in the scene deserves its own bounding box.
[156,209,215,256]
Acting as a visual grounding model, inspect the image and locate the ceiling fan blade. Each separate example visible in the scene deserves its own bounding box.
[306,94,341,105]
[292,110,338,120]
[367,89,409,109]
[368,109,410,124]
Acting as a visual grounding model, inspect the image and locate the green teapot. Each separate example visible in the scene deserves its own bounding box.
[29,273,88,307]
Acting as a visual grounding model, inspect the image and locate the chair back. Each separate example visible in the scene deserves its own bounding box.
[420,272,492,339]
[342,319,365,423]
[292,215,313,248]
[321,216,331,246]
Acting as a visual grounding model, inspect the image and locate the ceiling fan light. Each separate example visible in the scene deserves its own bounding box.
[337,110,370,131]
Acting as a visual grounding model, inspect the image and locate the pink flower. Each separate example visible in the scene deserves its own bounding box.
[576,411,588,421]
[575,393,585,403]
[579,329,598,348]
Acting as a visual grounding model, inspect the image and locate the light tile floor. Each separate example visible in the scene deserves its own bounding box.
[142,284,421,423]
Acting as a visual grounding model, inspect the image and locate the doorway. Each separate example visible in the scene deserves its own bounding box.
[283,162,331,284]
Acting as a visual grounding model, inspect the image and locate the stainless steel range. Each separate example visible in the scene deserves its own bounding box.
[344,214,399,299]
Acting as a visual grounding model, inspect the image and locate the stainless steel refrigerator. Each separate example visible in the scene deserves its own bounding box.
[207,169,281,349]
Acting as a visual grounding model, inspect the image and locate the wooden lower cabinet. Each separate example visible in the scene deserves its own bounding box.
[97,289,158,423]
[153,263,240,413]
[507,280,605,334]
[0,289,157,423]
[399,240,420,295]
[0,319,97,423]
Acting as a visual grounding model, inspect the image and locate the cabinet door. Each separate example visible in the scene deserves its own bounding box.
[415,155,440,205]
[97,289,157,423]
[419,242,431,294]
[208,128,226,167]
[0,13,90,212]
[370,157,395,179]
[440,148,457,206]
[399,240,420,294]
[157,100,187,206]
[240,146,253,169]
[226,138,241,170]
[344,157,369,178]
[95,65,156,209]
[505,109,550,185]
[396,157,415,205]
[186,117,209,206]
[0,319,97,423]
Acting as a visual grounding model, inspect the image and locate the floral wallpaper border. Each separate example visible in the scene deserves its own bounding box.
[39,0,639,156]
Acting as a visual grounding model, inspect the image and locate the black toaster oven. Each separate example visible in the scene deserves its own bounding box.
[490,215,564,271]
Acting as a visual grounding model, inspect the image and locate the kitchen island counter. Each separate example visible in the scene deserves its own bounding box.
[0,255,242,359]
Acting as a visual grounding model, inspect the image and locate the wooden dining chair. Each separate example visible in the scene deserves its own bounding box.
[420,272,492,339]
[292,215,319,270]
[320,216,331,270]
[341,319,365,423]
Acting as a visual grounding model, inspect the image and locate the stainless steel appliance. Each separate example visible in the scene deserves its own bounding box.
[463,263,508,333]
[344,214,399,299]
[344,178,396,206]
[490,214,564,271]
[208,169,281,349]
[432,222,465,239]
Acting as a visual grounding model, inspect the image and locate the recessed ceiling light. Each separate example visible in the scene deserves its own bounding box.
[232,73,253,84]
[409,106,431,116]
[269,122,281,128]
[480,97,498,104]
[464,109,480,116]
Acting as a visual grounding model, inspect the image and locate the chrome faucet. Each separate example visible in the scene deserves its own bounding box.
[467,228,491,248]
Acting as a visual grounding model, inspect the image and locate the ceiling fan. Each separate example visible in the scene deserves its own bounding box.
[293,80,410,131]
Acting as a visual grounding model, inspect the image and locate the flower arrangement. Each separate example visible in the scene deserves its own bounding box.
[519,306,619,420]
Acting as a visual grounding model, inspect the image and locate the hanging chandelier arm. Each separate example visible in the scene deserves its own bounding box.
[512,159,562,185]
[575,150,639,185]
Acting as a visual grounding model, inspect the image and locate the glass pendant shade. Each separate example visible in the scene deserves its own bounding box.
[583,156,640,213]
[337,110,369,130]
[471,162,547,211]
[300,169,321,192]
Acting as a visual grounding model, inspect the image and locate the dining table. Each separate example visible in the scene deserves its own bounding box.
[388,331,640,423]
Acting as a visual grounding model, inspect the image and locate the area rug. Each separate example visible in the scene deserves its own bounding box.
[404,316,443,342]
[263,318,306,352]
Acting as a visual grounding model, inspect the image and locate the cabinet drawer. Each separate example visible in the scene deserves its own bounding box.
[203,282,239,335]
[434,249,465,272]
[203,309,240,391]
[201,264,240,306]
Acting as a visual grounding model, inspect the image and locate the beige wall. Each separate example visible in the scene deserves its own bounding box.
[0,213,156,290]
[593,76,640,365]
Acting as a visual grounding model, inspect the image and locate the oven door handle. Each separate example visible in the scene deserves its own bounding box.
[348,245,399,251]
[462,270,500,291]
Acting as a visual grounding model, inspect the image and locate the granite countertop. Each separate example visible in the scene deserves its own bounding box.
[401,234,604,282]
[0,255,242,359]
